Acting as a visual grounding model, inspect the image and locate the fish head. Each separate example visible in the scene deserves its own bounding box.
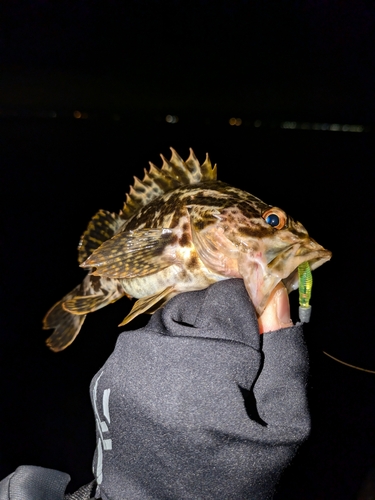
[190,202,332,316]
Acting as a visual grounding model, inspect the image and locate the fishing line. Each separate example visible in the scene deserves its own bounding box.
[298,262,375,374]
[322,351,375,374]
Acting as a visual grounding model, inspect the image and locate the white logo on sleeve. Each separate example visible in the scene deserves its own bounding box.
[93,371,112,485]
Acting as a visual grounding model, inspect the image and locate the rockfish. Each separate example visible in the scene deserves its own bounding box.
[43,148,331,351]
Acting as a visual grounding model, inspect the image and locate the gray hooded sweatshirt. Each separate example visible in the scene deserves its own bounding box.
[90,279,310,500]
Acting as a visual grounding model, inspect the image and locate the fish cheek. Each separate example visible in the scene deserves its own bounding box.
[238,226,259,238]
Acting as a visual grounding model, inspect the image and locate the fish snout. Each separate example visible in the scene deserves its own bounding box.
[295,236,325,256]
[295,238,332,270]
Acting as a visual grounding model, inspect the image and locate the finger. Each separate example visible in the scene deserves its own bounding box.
[258,283,293,334]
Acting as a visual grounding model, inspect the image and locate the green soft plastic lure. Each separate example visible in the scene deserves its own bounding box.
[298,261,313,322]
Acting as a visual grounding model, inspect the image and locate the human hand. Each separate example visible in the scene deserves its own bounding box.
[257,283,293,334]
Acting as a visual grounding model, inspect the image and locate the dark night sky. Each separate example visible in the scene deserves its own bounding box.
[1,0,375,121]
[1,2,375,499]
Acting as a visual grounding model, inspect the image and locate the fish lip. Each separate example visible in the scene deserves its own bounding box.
[266,239,332,277]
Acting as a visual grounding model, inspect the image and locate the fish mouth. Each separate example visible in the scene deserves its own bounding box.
[281,252,331,294]
[239,240,332,316]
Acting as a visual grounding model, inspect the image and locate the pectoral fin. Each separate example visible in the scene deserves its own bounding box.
[81,228,177,279]
[190,222,241,277]
[119,286,175,326]
[78,209,124,264]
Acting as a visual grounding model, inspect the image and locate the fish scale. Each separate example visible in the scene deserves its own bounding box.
[43,148,331,351]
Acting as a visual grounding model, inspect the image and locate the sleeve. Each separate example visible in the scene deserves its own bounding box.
[90,279,311,499]
[253,325,311,445]
[0,466,70,500]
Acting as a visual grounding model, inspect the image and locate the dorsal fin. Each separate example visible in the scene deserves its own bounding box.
[120,148,217,220]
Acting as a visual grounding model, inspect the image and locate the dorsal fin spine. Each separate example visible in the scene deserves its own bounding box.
[160,153,191,183]
[170,148,184,167]
[185,148,201,182]
[121,149,217,221]
[148,162,160,176]
[201,153,217,180]
[133,176,146,193]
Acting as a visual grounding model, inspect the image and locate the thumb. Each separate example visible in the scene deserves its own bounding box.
[258,283,293,334]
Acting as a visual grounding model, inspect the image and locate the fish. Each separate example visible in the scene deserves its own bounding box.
[43,148,331,351]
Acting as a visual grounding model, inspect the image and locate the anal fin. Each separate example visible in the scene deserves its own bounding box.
[119,286,175,326]
[63,291,120,315]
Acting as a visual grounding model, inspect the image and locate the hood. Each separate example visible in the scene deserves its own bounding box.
[148,278,261,351]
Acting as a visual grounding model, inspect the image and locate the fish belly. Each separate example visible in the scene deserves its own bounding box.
[120,263,226,299]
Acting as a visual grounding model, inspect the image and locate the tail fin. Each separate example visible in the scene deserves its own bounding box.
[43,285,86,352]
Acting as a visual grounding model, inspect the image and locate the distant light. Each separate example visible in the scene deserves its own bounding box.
[254,120,261,127]
[312,123,321,130]
[329,124,340,131]
[349,124,364,132]
[342,124,364,133]
[229,117,242,126]
[73,110,82,119]
[50,111,57,118]
[321,123,329,130]
[166,115,178,123]
[281,121,296,129]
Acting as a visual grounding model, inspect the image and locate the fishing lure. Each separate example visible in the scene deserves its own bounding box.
[298,261,313,322]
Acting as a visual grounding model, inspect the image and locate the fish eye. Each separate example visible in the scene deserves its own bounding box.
[266,214,279,226]
[262,208,286,230]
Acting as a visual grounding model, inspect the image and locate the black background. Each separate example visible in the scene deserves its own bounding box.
[1,2,375,498]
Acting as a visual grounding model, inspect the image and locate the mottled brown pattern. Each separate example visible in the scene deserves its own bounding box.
[44,148,331,352]
[192,219,205,230]
[169,234,179,245]
[124,180,273,236]
[170,207,187,228]
[238,223,272,238]
[187,255,199,270]
[179,233,191,247]
[90,275,102,292]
